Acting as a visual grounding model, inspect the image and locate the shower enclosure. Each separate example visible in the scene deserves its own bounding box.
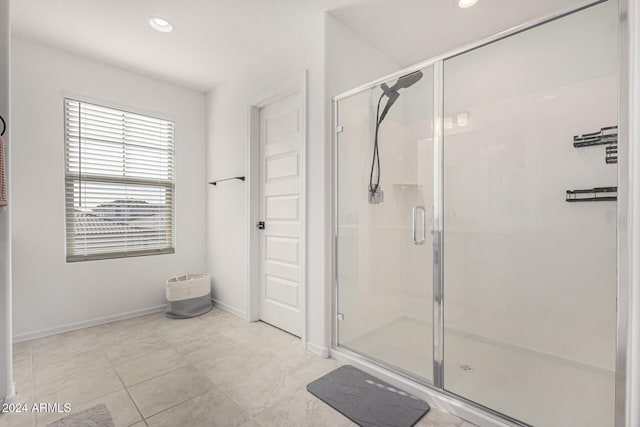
[333,2,619,426]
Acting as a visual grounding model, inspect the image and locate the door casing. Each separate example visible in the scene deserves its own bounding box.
[247,72,307,346]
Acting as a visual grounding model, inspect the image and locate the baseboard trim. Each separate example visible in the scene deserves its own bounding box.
[13,305,166,343]
[211,298,247,320]
[306,342,330,358]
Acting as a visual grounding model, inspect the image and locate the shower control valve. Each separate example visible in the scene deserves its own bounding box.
[368,188,384,204]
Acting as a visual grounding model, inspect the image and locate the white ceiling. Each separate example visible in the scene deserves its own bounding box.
[12,0,595,93]
[330,0,592,67]
[10,0,370,92]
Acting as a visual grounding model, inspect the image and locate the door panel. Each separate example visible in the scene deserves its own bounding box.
[442,2,618,425]
[259,92,303,336]
[336,66,435,382]
[265,195,299,221]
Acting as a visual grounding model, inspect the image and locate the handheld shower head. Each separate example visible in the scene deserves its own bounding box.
[378,70,423,122]
[384,70,424,94]
[369,70,424,203]
[394,70,424,90]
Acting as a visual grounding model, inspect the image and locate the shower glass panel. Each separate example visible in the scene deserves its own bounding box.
[442,2,618,426]
[336,66,434,382]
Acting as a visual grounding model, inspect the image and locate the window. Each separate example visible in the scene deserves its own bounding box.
[64,98,175,262]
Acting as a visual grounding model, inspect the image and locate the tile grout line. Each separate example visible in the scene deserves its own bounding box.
[29,343,36,427]
[155,324,238,407]
[217,313,322,420]
[126,329,212,423]
[30,340,123,426]
[118,363,189,389]
[102,316,159,427]
[98,320,192,425]
[139,388,211,423]
[18,313,209,426]
[111,339,192,388]
[157,313,256,425]
[243,347,331,422]
[106,344,147,427]
[200,317,329,424]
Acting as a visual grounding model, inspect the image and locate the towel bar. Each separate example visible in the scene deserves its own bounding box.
[209,176,245,185]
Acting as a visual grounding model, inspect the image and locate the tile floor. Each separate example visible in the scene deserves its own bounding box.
[0,308,474,427]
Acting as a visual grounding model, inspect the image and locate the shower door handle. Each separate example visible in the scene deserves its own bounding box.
[412,206,427,245]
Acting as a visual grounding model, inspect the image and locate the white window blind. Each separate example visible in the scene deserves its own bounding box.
[64,98,175,262]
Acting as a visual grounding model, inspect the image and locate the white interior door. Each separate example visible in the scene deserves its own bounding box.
[258,91,303,337]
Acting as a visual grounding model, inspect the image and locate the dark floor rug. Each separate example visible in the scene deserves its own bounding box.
[46,404,114,427]
[307,365,430,427]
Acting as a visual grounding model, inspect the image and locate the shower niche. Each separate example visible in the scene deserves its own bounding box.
[333,1,619,426]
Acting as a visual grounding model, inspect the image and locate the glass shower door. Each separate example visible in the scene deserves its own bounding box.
[336,66,435,382]
[442,2,618,425]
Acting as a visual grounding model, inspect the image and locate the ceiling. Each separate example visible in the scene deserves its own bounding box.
[11,0,369,92]
[330,0,591,67]
[12,0,596,92]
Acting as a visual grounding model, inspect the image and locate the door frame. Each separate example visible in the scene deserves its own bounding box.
[330,1,634,426]
[246,72,307,346]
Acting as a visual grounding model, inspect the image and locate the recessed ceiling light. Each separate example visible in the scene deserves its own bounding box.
[458,0,478,8]
[149,17,173,33]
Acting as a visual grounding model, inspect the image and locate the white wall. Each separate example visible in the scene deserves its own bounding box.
[205,12,399,354]
[205,11,327,350]
[10,37,207,339]
[0,0,12,402]
[324,14,400,100]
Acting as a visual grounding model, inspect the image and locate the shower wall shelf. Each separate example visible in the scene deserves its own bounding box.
[568,126,618,200]
[606,144,618,164]
[573,125,617,147]
[565,186,617,202]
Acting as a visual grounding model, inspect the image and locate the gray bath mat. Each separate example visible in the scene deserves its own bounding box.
[307,365,430,427]
[46,404,114,427]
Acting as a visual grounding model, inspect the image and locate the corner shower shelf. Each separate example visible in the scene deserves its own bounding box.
[573,125,618,165]
[565,186,617,202]
[605,144,618,164]
[567,126,618,201]
[573,126,618,148]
